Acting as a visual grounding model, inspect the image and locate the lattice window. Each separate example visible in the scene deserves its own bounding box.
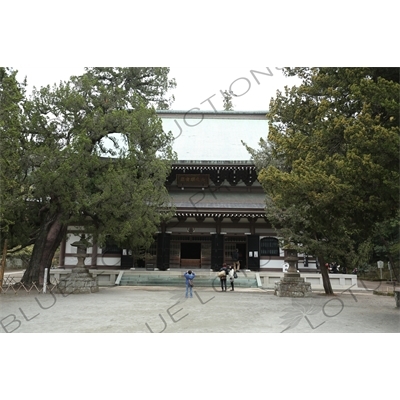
[102,237,122,255]
[260,237,279,256]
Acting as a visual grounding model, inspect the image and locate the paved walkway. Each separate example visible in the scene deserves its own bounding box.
[357,279,398,293]
[1,280,399,333]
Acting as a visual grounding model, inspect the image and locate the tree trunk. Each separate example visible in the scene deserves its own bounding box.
[21,211,67,285]
[318,255,334,295]
[0,239,7,290]
[380,236,399,282]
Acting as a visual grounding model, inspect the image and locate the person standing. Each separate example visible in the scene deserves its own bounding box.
[232,249,240,272]
[184,270,196,298]
[228,265,235,291]
[218,263,228,291]
[331,262,338,274]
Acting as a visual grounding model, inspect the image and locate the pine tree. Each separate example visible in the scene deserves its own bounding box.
[1,68,176,285]
[251,68,399,294]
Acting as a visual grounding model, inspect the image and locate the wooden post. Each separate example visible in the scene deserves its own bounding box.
[0,239,8,292]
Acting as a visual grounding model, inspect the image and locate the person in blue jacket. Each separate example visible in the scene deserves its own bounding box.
[184,270,196,298]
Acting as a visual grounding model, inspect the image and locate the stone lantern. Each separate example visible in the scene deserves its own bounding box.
[283,246,300,278]
[274,244,311,297]
[57,234,99,294]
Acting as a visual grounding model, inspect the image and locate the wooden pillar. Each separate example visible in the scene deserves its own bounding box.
[157,233,171,270]
[247,216,258,235]
[211,234,224,271]
[214,215,223,234]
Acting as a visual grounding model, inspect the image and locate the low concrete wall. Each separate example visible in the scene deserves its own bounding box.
[50,269,358,290]
[260,273,358,290]
[50,269,119,287]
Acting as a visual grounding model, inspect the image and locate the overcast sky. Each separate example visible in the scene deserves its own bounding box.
[14,66,300,111]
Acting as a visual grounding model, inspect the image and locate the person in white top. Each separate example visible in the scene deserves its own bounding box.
[228,266,235,291]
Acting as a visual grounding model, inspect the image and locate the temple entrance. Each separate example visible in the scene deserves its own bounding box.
[236,243,247,270]
[225,237,247,270]
[180,242,201,269]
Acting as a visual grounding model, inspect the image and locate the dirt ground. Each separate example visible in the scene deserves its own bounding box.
[1,280,399,333]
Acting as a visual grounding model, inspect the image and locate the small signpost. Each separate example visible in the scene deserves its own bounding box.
[43,268,48,294]
[377,260,384,280]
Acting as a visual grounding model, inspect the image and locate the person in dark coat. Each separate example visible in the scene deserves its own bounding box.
[331,262,338,274]
[232,249,240,272]
[218,263,229,291]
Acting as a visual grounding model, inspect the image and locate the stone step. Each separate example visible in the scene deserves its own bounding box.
[119,274,258,288]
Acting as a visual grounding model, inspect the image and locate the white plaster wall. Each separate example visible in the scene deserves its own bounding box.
[259,259,286,270]
[162,115,268,161]
[260,258,318,271]
[96,257,121,268]
[64,257,92,266]
[260,273,358,289]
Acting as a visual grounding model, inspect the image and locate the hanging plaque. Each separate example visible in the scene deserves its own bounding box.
[177,174,209,188]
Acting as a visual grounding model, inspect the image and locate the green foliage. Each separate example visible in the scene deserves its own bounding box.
[253,68,399,269]
[5,245,33,269]
[369,213,400,280]
[1,67,177,263]
[221,89,234,111]
[81,67,176,110]
[0,67,39,251]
